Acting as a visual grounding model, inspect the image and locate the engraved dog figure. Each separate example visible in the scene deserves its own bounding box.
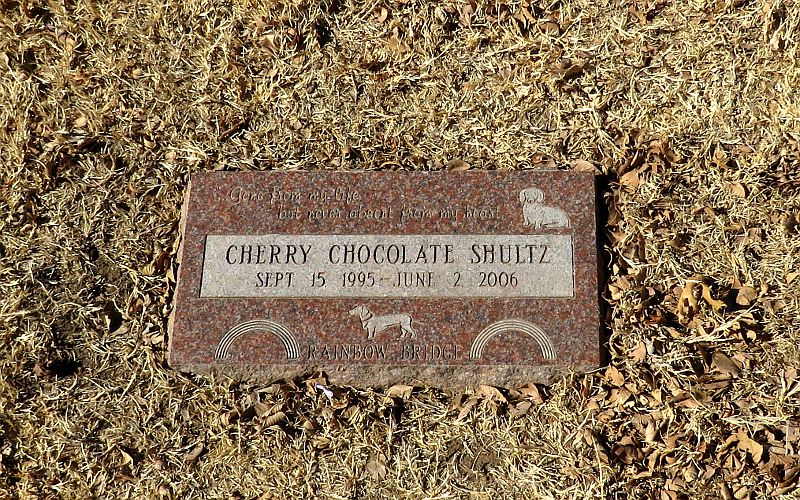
[348,306,418,340]
[519,187,570,229]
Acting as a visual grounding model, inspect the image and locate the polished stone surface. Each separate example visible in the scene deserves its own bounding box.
[168,171,600,388]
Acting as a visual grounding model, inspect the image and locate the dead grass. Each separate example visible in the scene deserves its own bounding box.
[1,0,800,498]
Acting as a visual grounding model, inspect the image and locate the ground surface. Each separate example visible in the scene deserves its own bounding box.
[2,0,800,498]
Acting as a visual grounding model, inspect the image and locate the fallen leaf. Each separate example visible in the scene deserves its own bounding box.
[253,401,270,417]
[446,158,470,171]
[650,137,683,163]
[555,57,588,79]
[663,434,681,450]
[712,352,741,377]
[33,361,53,378]
[605,365,625,386]
[386,384,413,399]
[645,420,658,443]
[733,485,749,499]
[456,396,478,421]
[572,159,597,173]
[311,436,330,449]
[735,286,757,306]
[518,384,544,404]
[539,20,560,36]
[460,0,475,26]
[619,170,640,191]
[724,182,748,198]
[777,464,800,490]
[119,448,134,466]
[611,435,643,464]
[265,411,287,427]
[366,452,387,480]
[660,489,677,500]
[735,430,763,461]
[676,280,699,320]
[262,33,277,52]
[301,417,320,432]
[184,442,204,462]
[608,387,631,406]
[631,341,647,363]
[476,384,506,403]
[517,4,536,23]
[387,28,409,54]
[511,400,532,416]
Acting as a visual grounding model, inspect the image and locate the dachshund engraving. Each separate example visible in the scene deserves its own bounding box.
[519,187,570,229]
[349,306,418,340]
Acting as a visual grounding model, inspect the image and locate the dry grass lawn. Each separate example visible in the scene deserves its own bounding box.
[1,0,800,498]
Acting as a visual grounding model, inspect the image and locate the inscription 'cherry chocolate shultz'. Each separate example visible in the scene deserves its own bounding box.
[168,171,601,388]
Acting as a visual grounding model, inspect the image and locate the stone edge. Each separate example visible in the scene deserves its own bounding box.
[166,177,192,369]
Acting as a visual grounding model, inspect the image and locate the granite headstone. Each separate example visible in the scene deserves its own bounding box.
[168,171,600,388]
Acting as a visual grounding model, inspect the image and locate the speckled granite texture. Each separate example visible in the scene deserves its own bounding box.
[168,171,601,389]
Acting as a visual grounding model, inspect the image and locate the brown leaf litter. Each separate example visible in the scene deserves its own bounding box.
[1,0,800,497]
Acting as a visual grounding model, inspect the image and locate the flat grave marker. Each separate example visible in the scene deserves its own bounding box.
[168,171,601,388]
